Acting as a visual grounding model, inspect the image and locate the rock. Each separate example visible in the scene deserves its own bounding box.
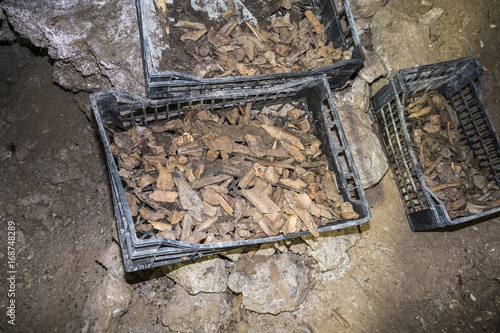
[302,226,360,272]
[1,0,144,94]
[371,6,430,75]
[349,0,387,18]
[81,273,132,333]
[355,18,370,36]
[219,247,245,262]
[420,7,444,25]
[73,91,92,120]
[17,193,51,206]
[15,229,26,257]
[24,204,50,221]
[6,203,16,216]
[33,229,46,240]
[358,49,389,84]
[14,146,29,161]
[160,284,231,333]
[227,253,309,315]
[162,256,228,295]
[256,242,276,256]
[98,242,125,277]
[0,145,12,160]
[274,240,288,253]
[333,78,370,112]
[50,166,85,184]
[289,239,308,255]
[334,95,389,188]
[42,216,63,232]
[0,14,15,43]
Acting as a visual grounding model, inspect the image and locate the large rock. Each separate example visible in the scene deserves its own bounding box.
[162,256,228,295]
[81,273,132,333]
[349,0,387,19]
[1,0,144,94]
[371,6,430,75]
[333,79,389,188]
[302,227,360,272]
[160,284,231,333]
[227,253,309,315]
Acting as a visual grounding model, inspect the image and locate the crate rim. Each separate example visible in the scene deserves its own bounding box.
[135,0,365,97]
[92,75,372,270]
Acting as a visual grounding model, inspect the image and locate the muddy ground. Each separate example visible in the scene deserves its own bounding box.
[0,0,499,332]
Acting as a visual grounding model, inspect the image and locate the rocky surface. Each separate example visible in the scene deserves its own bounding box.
[303,227,360,272]
[227,253,309,315]
[333,78,389,188]
[163,256,228,295]
[98,242,125,277]
[358,48,389,84]
[0,9,15,43]
[160,284,232,333]
[81,273,132,333]
[349,0,388,19]
[370,6,430,75]
[1,0,144,94]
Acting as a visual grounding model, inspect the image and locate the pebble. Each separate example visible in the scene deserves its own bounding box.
[34,229,47,240]
[5,204,14,217]
[15,146,29,161]
[42,216,63,232]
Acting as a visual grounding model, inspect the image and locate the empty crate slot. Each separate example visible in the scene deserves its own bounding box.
[329,125,343,149]
[337,151,351,173]
[346,177,360,200]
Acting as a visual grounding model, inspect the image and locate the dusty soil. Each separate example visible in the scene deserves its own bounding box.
[0,0,499,332]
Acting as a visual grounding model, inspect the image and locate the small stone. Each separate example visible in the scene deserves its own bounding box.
[50,166,85,184]
[420,7,444,25]
[42,216,63,232]
[163,256,228,295]
[333,78,370,112]
[98,242,125,277]
[358,49,389,84]
[303,226,361,272]
[25,204,51,221]
[160,284,231,333]
[6,204,16,216]
[55,147,69,162]
[256,242,276,256]
[289,240,308,255]
[15,146,29,161]
[0,145,12,160]
[34,229,47,240]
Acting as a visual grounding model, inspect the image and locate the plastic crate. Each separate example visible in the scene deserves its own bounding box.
[370,57,500,231]
[91,76,371,271]
[135,0,364,98]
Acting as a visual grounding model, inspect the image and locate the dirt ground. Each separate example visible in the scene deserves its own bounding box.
[0,0,499,332]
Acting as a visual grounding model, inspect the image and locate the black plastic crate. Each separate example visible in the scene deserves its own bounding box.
[91,76,371,271]
[136,0,364,98]
[371,57,500,231]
